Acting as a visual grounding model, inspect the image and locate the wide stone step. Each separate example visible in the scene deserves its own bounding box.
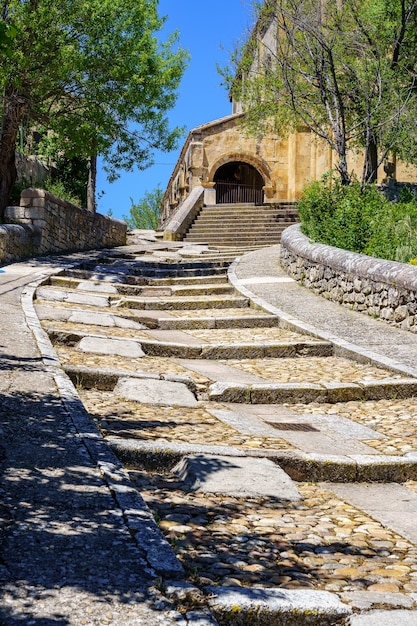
[185,226,287,235]
[116,294,250,310]
[36,286,250,310]
[208,378,417,404]
[49,276,234,298]
[62,268,230,286]
[47,328,332,360]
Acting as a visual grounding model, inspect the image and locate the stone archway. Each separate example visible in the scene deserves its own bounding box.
[209,155,271,205]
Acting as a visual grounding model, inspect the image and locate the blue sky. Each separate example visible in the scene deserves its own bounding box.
[96,0,254,221]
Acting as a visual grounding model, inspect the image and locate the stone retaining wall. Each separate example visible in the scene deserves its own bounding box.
[2,188,126,263]
[280,224,417,332]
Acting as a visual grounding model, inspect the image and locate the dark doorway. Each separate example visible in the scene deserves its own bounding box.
[214,162,264,204]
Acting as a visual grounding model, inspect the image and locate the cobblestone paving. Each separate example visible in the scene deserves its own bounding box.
[129,470,417,595]
[33,239,417,618]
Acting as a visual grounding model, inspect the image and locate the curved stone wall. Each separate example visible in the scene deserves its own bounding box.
[280,224,417,332]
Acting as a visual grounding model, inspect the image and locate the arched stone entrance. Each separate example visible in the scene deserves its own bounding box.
[213,162,265,204]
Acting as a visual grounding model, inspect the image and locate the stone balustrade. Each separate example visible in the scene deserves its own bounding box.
[2,188,126,263]
[280,224,417,332]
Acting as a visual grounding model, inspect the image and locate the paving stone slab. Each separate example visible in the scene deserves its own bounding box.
[114,376,198,407]
[35,303,72,321]
[211,406,382,456]
[348,610,417,625]
[172,454,302,499]
[206,587,351,625]
[76,280,119,293]
[36,286,111,307]
[340,591,414,610]
[326,483,417,544]
[77,336,145,358]
[176,359,269,384]
[145,329,207,346]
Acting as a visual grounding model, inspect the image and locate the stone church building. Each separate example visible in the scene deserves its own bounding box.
[160,3,417,243]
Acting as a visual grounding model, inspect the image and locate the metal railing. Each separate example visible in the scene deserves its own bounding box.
[215,182,264,205]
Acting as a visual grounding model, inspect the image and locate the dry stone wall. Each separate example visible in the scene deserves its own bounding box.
[2,188,126,263]
[280,224,417,332]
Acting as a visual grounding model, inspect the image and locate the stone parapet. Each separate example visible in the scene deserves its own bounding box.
[280,224,417,332]
[3,188,126,263]
[162,186,205,240]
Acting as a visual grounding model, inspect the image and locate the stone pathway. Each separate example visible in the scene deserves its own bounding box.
[4,232,417,624]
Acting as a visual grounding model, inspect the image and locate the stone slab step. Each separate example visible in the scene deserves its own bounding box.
[208,378,417,404]
[172,454,302,499]
[117,295,250,310]
[108,436,417,482]
[206,587,351,625]
[117,310,281,331]
[47,328,332,360]
[79,264,231,279]
[35,304,146,330]
[64,364,197,394]
[114,376,198,408]
[49,275,234,297]
[184,237,283,245]
[36,286,250,311]
[150,274,228,286]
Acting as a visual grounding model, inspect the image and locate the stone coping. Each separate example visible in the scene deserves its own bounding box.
[281,224,417,291]
[279,224,417,332]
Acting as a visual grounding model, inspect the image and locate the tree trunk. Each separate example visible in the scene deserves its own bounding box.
[363,132,378,185]
[0,88,26,219]
[87,153,97,212]
[0,142,17,219]
[337,155,351,186]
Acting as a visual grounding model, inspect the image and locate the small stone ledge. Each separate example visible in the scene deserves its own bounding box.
[206,587,351,625]
[208,379,417,404]
[280,224,417,331]
[107,438,417,482]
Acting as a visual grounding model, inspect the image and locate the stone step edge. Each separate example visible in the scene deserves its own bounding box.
[116,295,249,309]
[49,275,233,294]
[208,378,417,403]
[164,583,352,626]
[64,364,197,393]
[228,258,417,380]
[35,305,283,330]
[49,328,333,360]
[107,437,417,482]
[205,586,351,626]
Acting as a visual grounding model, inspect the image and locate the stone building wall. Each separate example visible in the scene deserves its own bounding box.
[2,188,126,263]
[280,224,417,332]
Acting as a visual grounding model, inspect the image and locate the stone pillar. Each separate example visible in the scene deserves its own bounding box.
[202,182,216,205]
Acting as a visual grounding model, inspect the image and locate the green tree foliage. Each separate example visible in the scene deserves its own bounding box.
[226,0,417,186]
[0,0,188,218]
[123,185,163,230]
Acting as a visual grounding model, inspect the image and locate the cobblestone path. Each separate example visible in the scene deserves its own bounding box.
[30,233,417,624]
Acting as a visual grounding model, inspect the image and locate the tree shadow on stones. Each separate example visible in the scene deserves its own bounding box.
[0,389,168,626]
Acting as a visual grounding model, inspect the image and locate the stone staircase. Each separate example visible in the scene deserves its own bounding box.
[32,237,417,624]
[183,202,298,248]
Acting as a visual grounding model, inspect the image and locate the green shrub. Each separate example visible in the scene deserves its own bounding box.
[298,173,417,263]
